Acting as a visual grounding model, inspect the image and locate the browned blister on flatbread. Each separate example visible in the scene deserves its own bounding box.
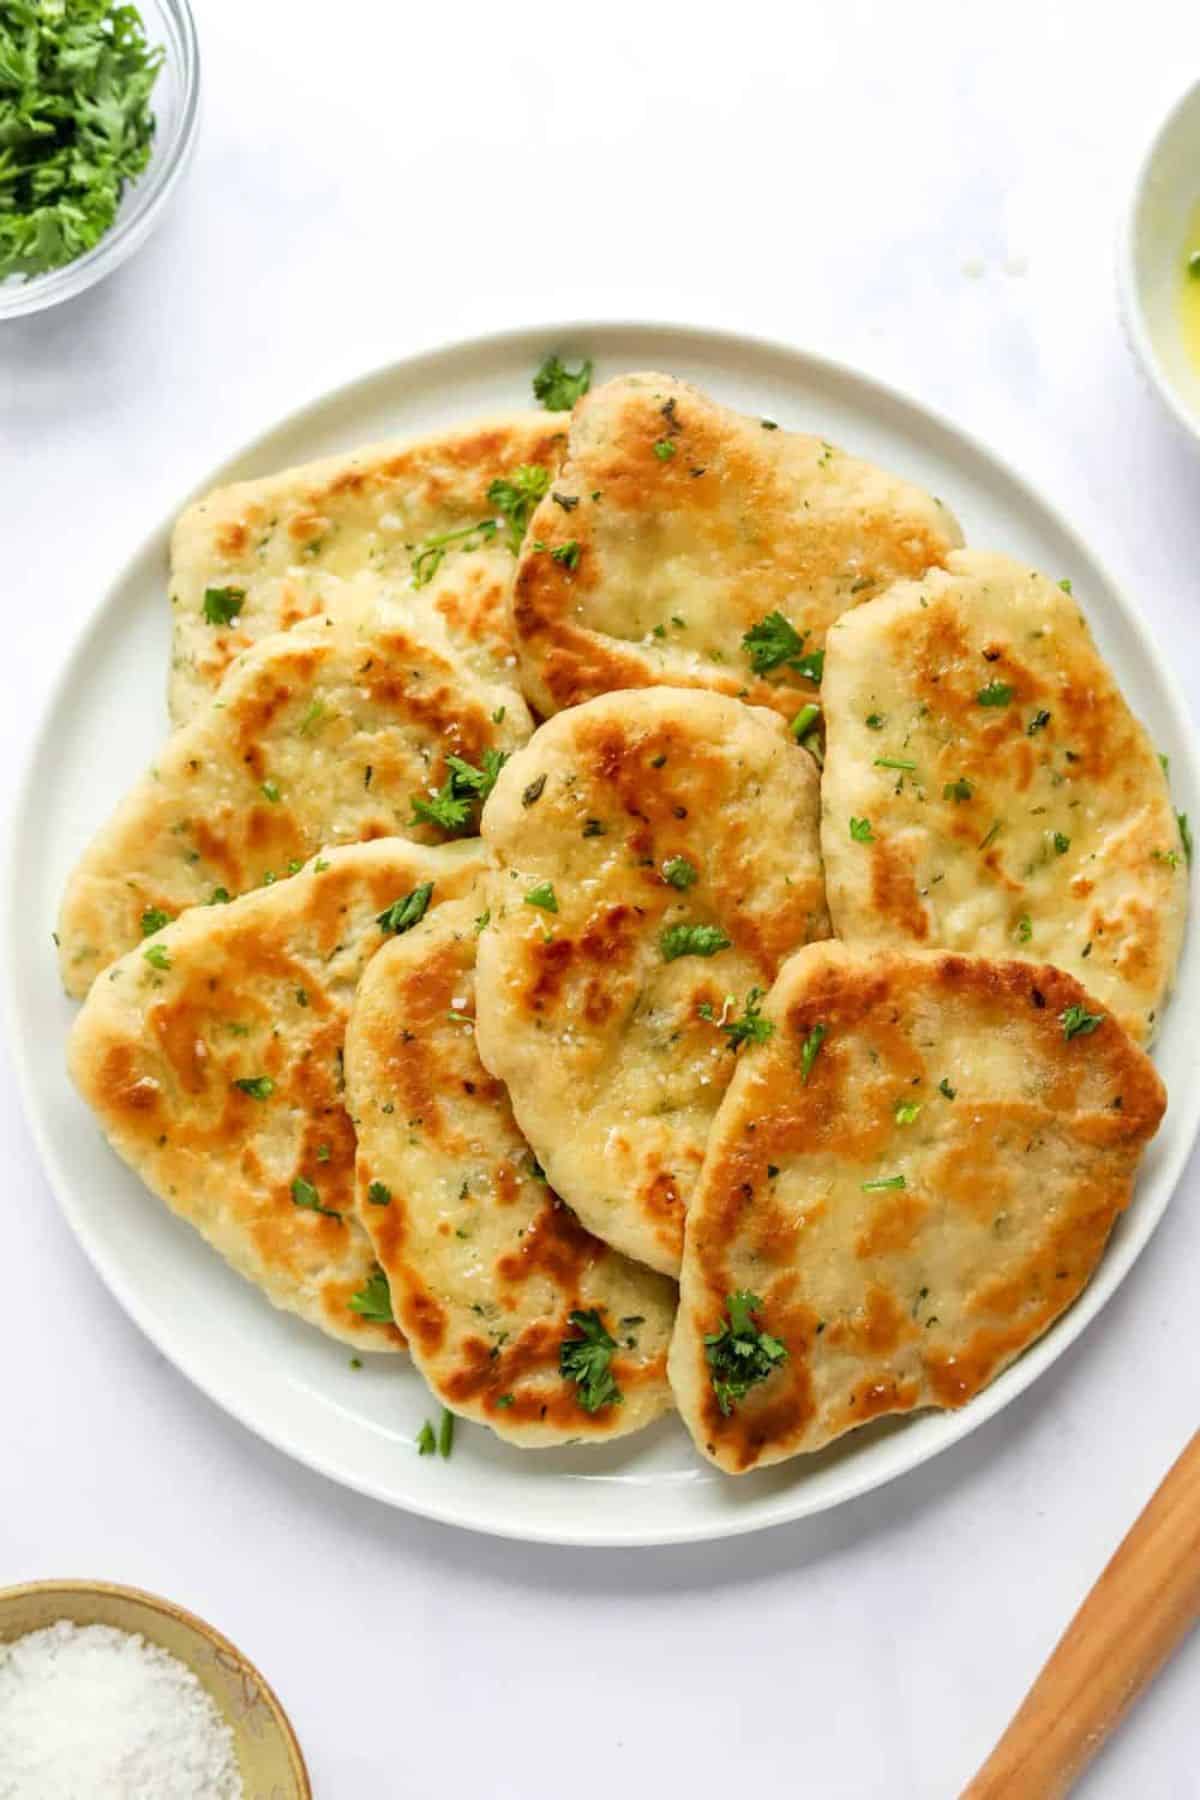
[510,371,961,718]
[68,839,487,1347]
[346,892,676,1444]
[58,598,528,998]
[670,942,1165,1473]
[474,688,831,1277]
[169,414,568,721]
[820,550,1188,1044]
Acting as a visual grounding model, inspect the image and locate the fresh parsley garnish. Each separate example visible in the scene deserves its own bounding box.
[445,749,507,803]
[203,586,246,626]
[208,887,231,905]
[662,855,698,890]
[532,354,593,411]
[349,1267,393,1323]
[800,1022,826,1084]
[411,518,499,589]
[140,906,171,936]
[742,611,804,673]
[376,882,434,935]
[409,777,473,833]
[719,988,774,1051]
[1053,832,1071,855]
[943,778,973,802]
[291,1176,342,1220]
[1061,1004,1103,1040]
[367,1181,392,1207]
[895,1099,921,1125]
[861,1175,906,1191]
[1015,914,1033,942]
[660,922,731,961]
[143,943,170,971]
[261,780,281,804]
[938,1078,956,1099]
[1179,812,1193,866]
[704,1291,788,1416]
[653,438,676,461]
[849,816,874,843]
[233,1076,274,1100]
[741,611,823,683]
[438,1408,455,1457]
[409,747,504,834]
[525,881,558,912]
[551,539,581,570]
[488,465,551,552]
[875,756,916,773]
[0,1,163,282]
[560,1309,622,1413]
[790,702,821,744]
[976,681,1014,706]
[865,713,885,729]
[416,1420,436,1456]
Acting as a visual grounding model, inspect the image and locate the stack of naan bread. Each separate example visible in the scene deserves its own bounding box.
[61,370,1189,1474]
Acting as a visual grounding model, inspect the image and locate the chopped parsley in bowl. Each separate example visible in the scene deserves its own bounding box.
[0,0,198,316]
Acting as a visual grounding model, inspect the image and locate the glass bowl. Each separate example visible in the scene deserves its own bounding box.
[0,0,200,321]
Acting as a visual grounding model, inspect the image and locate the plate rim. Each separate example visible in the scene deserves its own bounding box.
[8,317,1198,1548]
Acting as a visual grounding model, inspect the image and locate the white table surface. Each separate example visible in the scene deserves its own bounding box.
[4,2,1200,1794]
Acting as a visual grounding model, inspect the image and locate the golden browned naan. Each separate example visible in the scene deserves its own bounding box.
[58,597,527,999]
[169,414,568,721]
[670,942,1165,1473]
[474,688,831,1277]
[68,839,487,1347]
[345,892,677,1445]
[509,371,962,720]
[820,550,1189,1044]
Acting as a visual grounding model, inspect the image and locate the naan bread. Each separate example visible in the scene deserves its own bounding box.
[475,688,831,1276]
[169,413,568,722]
[670,941,1166,1473]
[509,371,962,720]
[68,839,487,1347]
[58,597,528,998]
[345,892,677,1445]
[820,550,1188,1044]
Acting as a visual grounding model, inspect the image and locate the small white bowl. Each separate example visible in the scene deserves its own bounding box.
[1118,75,1200,445]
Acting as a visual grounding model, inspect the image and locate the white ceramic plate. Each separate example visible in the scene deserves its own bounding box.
[9,323,1198,1547]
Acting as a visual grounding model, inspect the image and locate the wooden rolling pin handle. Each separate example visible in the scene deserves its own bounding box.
[962,1429,1200,1799]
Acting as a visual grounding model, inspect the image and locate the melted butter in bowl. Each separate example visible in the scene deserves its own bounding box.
[1119,75,1200,446]
[1179,202,1200,376]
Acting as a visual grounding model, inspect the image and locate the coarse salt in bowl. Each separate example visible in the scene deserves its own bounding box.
[0,1581,309,1798]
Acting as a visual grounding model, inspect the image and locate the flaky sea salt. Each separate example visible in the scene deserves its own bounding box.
[0,1620,243,1799]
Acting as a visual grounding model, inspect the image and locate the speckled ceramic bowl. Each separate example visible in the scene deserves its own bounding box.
[0,1580,310,1799]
